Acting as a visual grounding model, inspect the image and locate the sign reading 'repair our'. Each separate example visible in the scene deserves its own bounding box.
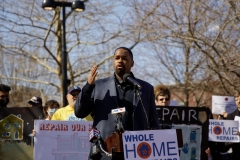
[122,130,179,160]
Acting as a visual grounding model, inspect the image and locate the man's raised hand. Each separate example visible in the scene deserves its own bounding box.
[88,65,98,85]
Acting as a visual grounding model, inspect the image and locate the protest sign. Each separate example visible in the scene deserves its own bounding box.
[212,95,237,114]
[0,107,44,160]
[122,130,179,160]
[209,119,239,142]
[157,106,211,160]
[172,125,201,160]
[34,120,92,160]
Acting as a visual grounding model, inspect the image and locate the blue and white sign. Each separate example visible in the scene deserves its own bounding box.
[209,119,239,142]
[122,130,179,160]
[172,124,201,160]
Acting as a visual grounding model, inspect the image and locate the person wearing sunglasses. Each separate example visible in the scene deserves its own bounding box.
[154,85,171,107]
[51,86,92,121]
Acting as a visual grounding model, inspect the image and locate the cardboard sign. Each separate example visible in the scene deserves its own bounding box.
[34,120,93,160]
[157,106,211,160]
[122,130,179,160]
[0,107,44,160]
[209,119,239,142]
[172,124,201,160]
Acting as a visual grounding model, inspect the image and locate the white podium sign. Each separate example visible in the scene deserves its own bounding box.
[122,129,179,160]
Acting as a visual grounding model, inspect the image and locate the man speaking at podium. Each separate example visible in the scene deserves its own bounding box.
[75,47,159,160]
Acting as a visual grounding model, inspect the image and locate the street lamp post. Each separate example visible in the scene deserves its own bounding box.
[42,0,85,106]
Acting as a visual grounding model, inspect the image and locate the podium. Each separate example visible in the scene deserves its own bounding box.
[104,132,124,160]
[104,129,183,160]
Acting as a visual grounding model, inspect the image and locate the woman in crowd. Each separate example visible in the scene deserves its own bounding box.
[206,113,232,160]
[43,100,60,120]
[32,100,60,136]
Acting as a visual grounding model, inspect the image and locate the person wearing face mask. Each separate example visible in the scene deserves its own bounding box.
[43,100,60,120]
[32,100,60,136]
[0,84,11,107]
[51,86,92,121]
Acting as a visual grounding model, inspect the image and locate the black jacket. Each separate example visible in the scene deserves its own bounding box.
[74,74,159,160]
[226,109,240,160]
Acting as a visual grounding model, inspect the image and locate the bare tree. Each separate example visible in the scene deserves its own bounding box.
[1,0,240,107]
[0,0,137,105]
[118,0,240,107]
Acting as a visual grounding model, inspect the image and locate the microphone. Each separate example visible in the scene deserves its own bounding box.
[89,128,102,159]
[89,128,100,143]
[123,74,142,89]
[111,108,125,132]
[89,128,113,158]
[111,107,126,117]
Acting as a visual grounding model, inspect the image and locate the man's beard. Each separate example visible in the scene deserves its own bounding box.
[115,68,125,77]
[70,100,76,107]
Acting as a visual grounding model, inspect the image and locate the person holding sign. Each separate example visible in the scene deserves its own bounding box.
[224,93,240,160]
[207,114,233,160]
[74,47,159,160]
[32,100,60,136]
[43,100,60,120]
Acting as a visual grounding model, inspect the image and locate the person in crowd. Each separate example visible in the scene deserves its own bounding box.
[217,114,232,160]
[32,99,60,136]
[154,84,172,129]
[0,84,11,108]
[28,96,42,107]
[74,47,159,160]
[52,86,92,121]
[154,84,171,106]
[43,100,60,120]
[206,113,232,160]
[222,92,240,160]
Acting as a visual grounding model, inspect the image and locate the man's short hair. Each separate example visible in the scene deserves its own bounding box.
[154,84,171,100]
[0,84,11,92]
[114,47,133,60]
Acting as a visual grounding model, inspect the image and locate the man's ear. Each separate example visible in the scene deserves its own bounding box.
[131,60,134,67]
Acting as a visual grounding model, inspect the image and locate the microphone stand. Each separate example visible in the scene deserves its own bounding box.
[116,113,124,132]
[133,86,150,130]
